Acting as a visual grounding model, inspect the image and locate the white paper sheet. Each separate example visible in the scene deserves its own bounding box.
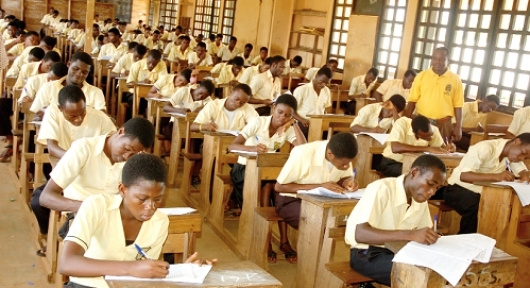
[105,263,212,284]
[358,132,389,145]
[297,187,365,199]
[493,181,530,206]
[158,207,197,216]
[216,129,239,136]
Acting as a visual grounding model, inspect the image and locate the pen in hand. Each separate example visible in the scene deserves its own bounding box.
[433,214,438,234]
[135,243,151,260]
[505,159,513,174]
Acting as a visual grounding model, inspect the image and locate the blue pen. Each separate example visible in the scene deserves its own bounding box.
[433,214,438,233]
[134,243,151,260]
[255,135,259,143]
[505,159,513,174]
[353,167,357,179]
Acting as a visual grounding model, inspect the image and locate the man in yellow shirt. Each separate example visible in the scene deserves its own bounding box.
[404,47,464,141]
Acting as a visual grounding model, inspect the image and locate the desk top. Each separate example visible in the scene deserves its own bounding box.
[402,152,465,160]
[107,261,282,288]
[307,114,356,120]
[298,193,359,208]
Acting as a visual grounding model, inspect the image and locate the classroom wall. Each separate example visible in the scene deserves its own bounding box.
[23,0,47,31]
[131,0,150,30]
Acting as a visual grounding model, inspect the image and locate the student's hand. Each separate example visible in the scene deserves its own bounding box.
[130,260,170,278]
[322,182,345,193]
[452,125,462,142]
[426,147,449,154]
[443,142,456,153]
[185,252,218,266]
[36,109,45,120]
[202,122,218,132]
[518,170,530,183]
[299,118,309,127]
[342,177,359,192]
[277,118,296,136]
[20,96,34,103]
[140,79,152,84]
[263,99,273,106]
[255,143,269,154]
[410,227,440,245]
[371,126,386,133]
[496,171,515,182]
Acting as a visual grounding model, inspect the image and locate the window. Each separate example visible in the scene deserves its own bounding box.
[193,0,237,41]
[374,0,408,80]
[411,0,530,109]
[328,0,353,70]
[148,0,181,30]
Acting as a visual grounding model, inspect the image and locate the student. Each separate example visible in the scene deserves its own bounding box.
[167,35,192,61]
[237,43,253,66]
[217,36,240,62]
[251,46,268,66]
[163,79,215,115]
[274,132,359,263]
[350,94,406,134]
[373,69,416,102]
[158,25,169,41]
[37,85,117,159]
[144,30,164,50]
[19,62,68,103]
[208,33,224,56]
[126,49,167,86]
[346,67,379,115]
[189,33,203,50]
[378,115,455,177]
[229,94,306,263]
[506,106,530,139]
[283,55,303,75]
[305,59,338,81]
[188,42,213,69]
[148,68,191,99]
[442,133,530,234]
[454,95,500,150]
[345,154,445,286]
[238,57,272,85]
[6,30,25,57]
[217,56,245,85]
[71,24,100,53]
[35,118,154,237]
[191,83,258,132]
[30,52,106,116]
[14,50,61,89]
[59,153,216,288]
[98,28,127,60]
[112,42,144,76]
[292,66,332,136]
[134,26,151,44]
[248,55,285,115]
[6,43,44,77]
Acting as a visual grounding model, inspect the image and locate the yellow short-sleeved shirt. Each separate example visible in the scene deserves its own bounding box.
[14,62,40,89]
[168,45,192,61]
[376,78,410,101]
[350,103,393,132]
[345,174,432,249]
[194,98,258,130]
[457,100,488,129]
[169,84,210,115]
[348,74,376,96]
[408,68,464,119]
[20,73,48,103]
[293,82,331,119]
[163,42,175,55]
[7,43,25,56]
[50,135,124,201]
[6,45,37,77]
[237,53,252,67]
[127,58,168,84]
[382,117,444,163]
[217,46,240,62]
[65,194,169,288]
[208,42,224,55]
[112,53,135,74]
[276,141,352,189]
[251,55,264,66]
[508,106,530,136]
[237,116,296,165]
[98,42,128,60]
[30,76,107,113]
[239,65,260,85]
[153,74,181,99]
[187,52,213,66]
[448,139,528,193]
[217,65,245,85]
[37,105,117,150]
[249,70,281,109]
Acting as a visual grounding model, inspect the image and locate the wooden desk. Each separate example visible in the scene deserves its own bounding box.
[146,98,170,124]
[107,260,282,287]
[355,97,377,115]
[401,152,464,176]
[353,134,385,188]
[478,184,530,287]
[329,86,349,114]
[294,194,358,288]
[163,212,202,260]
[307,114,355,142]
[167,112,197,187]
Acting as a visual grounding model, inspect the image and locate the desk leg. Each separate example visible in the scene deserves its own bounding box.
[478,186,514,249]
[295,201,327,288]
[236,159,259,259]
[307,119,324,142]
[168,120,182,187]
[198,136,218,216]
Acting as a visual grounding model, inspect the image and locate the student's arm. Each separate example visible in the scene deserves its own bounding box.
[248,98,273,105]
[147,85,161,99]
[460,171,515,183]
[390,142,449,154]
[39,179,82,212]
[291,121,307,146]
[453,107,463,141]
[355,222,439,246]
[46,139,67,159]
[372,91,383,102]
[163,102,189,115]
[403,102,416,118]
[228,134,265,152]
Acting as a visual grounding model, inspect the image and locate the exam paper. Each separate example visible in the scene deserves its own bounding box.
[105,263,212,284]
[493,181,530,206]
[158,207,197,216]
[358,132,389,145]
[216,129,239,136]
[297,187,365,199]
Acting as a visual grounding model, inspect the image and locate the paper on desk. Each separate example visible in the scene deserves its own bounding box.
[423,151,466,157]
[392,234,495,286]
[150,97,171,102]
[493,181,530,206]
[229,150,276,156]
[296,187,365,199]
[168,111,187,117]
[216,129,239,136]
[105,263,212,284]
[358,132,389,145]
[158,207,197,215]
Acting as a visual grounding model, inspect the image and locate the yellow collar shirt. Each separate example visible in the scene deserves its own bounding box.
[508,106,530,136]
[238,65,260,85]
[127,58,168,84]
[459,100,488,129]
[248,70,281,108]
[20,73,48,103]
[348,74,376,96]
[194,98,258,130]
[376,78,410,101]
[217,65,245,84]
[168,45,193,61]
[350,103,393,132]
[14,61,40,89]
[293,82,332,119]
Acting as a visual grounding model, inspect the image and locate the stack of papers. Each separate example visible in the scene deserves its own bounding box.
[392,233,496,286]
[297,187,365,199]
[358,132,389,145]
[493,181,530,206]
[105,263,212,284]
[158,207,197,215]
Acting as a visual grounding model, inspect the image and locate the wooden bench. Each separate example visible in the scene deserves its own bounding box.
[325,262,375,288]
[469,111,513,146]
[167,112,198,187]
[307,114,356,142]
[249,207,284,270]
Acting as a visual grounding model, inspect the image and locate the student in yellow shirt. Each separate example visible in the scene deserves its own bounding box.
[59,154,216,288]
[454,95,500,150]
[346,67,379,115]
[148,68,192,100]
[251,47,268,66]
[350,94,406,134]
[506,106,530,139]
[372,69,416,102]
[345,154,445,286]
[216,56,245,85]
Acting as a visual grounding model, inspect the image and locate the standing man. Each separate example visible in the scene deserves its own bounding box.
[404,47,464,141]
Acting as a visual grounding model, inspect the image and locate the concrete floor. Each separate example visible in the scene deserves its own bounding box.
[0,140,297,287]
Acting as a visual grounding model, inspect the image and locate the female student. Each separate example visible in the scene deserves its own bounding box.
[59,154,216,288]
[147,68,193,99]
[228,94,306,264]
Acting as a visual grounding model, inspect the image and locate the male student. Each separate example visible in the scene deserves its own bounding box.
[442,133,530,234]
[217,36,240,62]
[283,55,303,75]
[36,118,154,235]
[350,94,406,133]
[208,33,224,56]
[238,57,272,85]
[506,106,530,139]
[164,79,216,115]
[217,56,245,85]
[345,154,445,286]
[305,59,339,81]
[377,115,455,177]
[71,24,100,53]
[292,66,332,136]
[346,67,379,115]
[14,50,61,89]
[126,49,167,86]
[59,153,216,287]
[112,42,144,76]
[98,28,127,60]
[19,62,68,103]
[188,42,213,69]
[191,83,257,132]
[237,43,253,66]
[454,95,500,150]
[251,46,268,66]
[144,30,164,51]
[248,55,285,115]
[30,52,106,116]
[373,69,416,102]
[167,35,192,61]
[274,132,359,263]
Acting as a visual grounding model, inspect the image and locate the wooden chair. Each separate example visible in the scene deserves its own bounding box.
[115,77,129,126]
[162,212,202,262]
[95,59,110,93]
[326,121,353,139]
[167,112,198,187]
[4,76,17,98]
[151,100,171,157]
[249,207,284,271]
[132,84,153,118]
[169,59,189,74]
[12,102,36,205]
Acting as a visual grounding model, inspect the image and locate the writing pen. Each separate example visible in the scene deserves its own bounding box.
[433,214,438,234]
[505,159,513,174]
[353,167,357,179]
[255,135,259,143]
[134,243,151,260]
